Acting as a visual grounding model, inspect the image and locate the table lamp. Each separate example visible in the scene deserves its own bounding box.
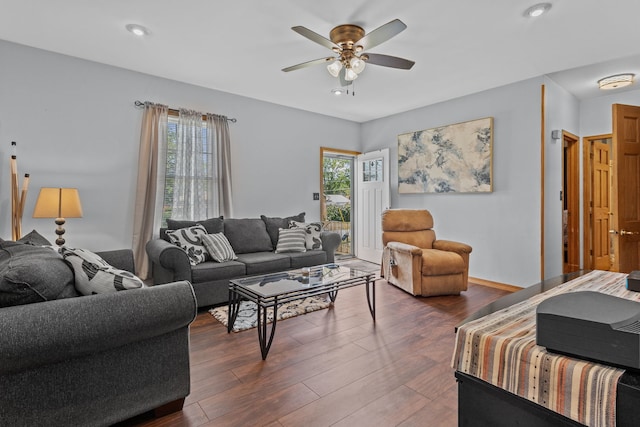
[33,187,83,247]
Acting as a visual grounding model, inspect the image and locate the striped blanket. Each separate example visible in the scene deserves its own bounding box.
[453,270,640,427]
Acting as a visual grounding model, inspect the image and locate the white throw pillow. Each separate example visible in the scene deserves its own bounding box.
[275,228,307,253]
[165,225,209,265]
[202,233,238,262]
[289,220,323,250]
[61,247,144,296]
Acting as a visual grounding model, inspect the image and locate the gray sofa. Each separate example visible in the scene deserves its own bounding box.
[0,242,197,427]
[146,214,341,307]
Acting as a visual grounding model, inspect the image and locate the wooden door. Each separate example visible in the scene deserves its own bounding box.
[612,104,640,273]
[592,141,612,270]
[563,132,580,274]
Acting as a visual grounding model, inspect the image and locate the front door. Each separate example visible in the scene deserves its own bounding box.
[612,104,640,273]
[355,149,390,264]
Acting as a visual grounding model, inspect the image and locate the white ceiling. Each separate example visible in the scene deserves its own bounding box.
[2,0,639,122]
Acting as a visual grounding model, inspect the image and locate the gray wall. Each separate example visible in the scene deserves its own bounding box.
[543,77,580,279]
[3,38,638,286]
[360,78,544,287]
[0,40,360,251]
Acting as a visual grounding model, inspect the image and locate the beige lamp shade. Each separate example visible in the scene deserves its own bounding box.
[33,188,83,219]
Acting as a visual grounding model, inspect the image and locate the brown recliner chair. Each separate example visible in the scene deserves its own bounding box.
[381,209,472,296]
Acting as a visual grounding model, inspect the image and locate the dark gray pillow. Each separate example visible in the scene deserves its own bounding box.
[224,218,273,254]
[17,229,52,246]
[0,242,77,307]
[166,216,224,234]
[260,212,305,248]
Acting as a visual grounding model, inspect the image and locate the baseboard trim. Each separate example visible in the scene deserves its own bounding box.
[469,276,522,293]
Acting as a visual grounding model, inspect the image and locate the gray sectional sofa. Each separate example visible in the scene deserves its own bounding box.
[0,240,197,426]
[146,213,341,307]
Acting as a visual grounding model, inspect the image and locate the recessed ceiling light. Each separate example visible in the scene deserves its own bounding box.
[598,74,635,90]
[125,24,149,37]
[524,3,552,17]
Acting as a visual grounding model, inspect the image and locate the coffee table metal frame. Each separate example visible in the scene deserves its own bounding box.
[228,265,376,360]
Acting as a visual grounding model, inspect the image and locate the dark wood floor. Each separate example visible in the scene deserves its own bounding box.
[126,279,510,427]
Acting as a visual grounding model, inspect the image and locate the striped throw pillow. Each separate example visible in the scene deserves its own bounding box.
[275,228,307,253]
[201,233,238,262]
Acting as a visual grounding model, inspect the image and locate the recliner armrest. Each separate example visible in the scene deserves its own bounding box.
[433,239,472,255]
[386,241,423,256]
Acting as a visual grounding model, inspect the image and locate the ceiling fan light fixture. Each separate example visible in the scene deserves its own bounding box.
[350,57,366,74]
[344,67,358,81]
[598,73,635,90]
[327,60,342,77]
[331,88,345,96]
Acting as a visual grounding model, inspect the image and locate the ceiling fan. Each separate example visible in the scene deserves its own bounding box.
[282,19,415,86]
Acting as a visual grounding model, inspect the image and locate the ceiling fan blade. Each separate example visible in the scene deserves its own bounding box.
[356,19,407,51]
[365,53,415,70]
[291,26,339,51]
[282,57,333,72]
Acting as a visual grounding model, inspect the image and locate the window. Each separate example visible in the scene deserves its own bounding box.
[162,113,215,225]
[362,158,383,182]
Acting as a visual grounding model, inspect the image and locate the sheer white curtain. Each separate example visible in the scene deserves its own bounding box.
[171,109,233,221]
[171,109,211,219]
[132,102,168,279]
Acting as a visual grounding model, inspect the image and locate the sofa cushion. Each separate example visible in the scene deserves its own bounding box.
[287,250,328,269]
[201,233,237,262]
[224,218,273,254]
[191,260,246,283]
[61,247,145,295]
[275,228,307,253]
[290,221,323,250]
[166,225,209,265]
[0,241,77,307]
[167,216,224,234]
[235,252,291,275]
[261,212,305,248]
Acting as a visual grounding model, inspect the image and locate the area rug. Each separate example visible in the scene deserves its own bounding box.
[209,295,331,332]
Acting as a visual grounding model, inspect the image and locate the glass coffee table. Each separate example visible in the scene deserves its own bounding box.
[228,264,377,359]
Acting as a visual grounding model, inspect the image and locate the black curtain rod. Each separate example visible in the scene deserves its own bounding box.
[134,100,237,123]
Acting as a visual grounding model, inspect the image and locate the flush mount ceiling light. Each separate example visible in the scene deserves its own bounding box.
[125,24,149,36]
[598,74,635,90]
[524,3,552,17]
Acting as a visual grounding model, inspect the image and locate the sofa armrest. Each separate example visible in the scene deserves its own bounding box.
[146,238,192,284]
[0,281,196,375]
[433,239,472,255]
[96,248,135,273]
[320,231,341,263]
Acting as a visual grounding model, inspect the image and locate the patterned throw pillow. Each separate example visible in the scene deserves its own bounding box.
[289,221,323,250]
[60,247,144,296]
[201,233,238,262]
[275,228,307,253]
[165,225,209,265]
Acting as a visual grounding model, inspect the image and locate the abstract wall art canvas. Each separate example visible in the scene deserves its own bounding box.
[398,117,493,193]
